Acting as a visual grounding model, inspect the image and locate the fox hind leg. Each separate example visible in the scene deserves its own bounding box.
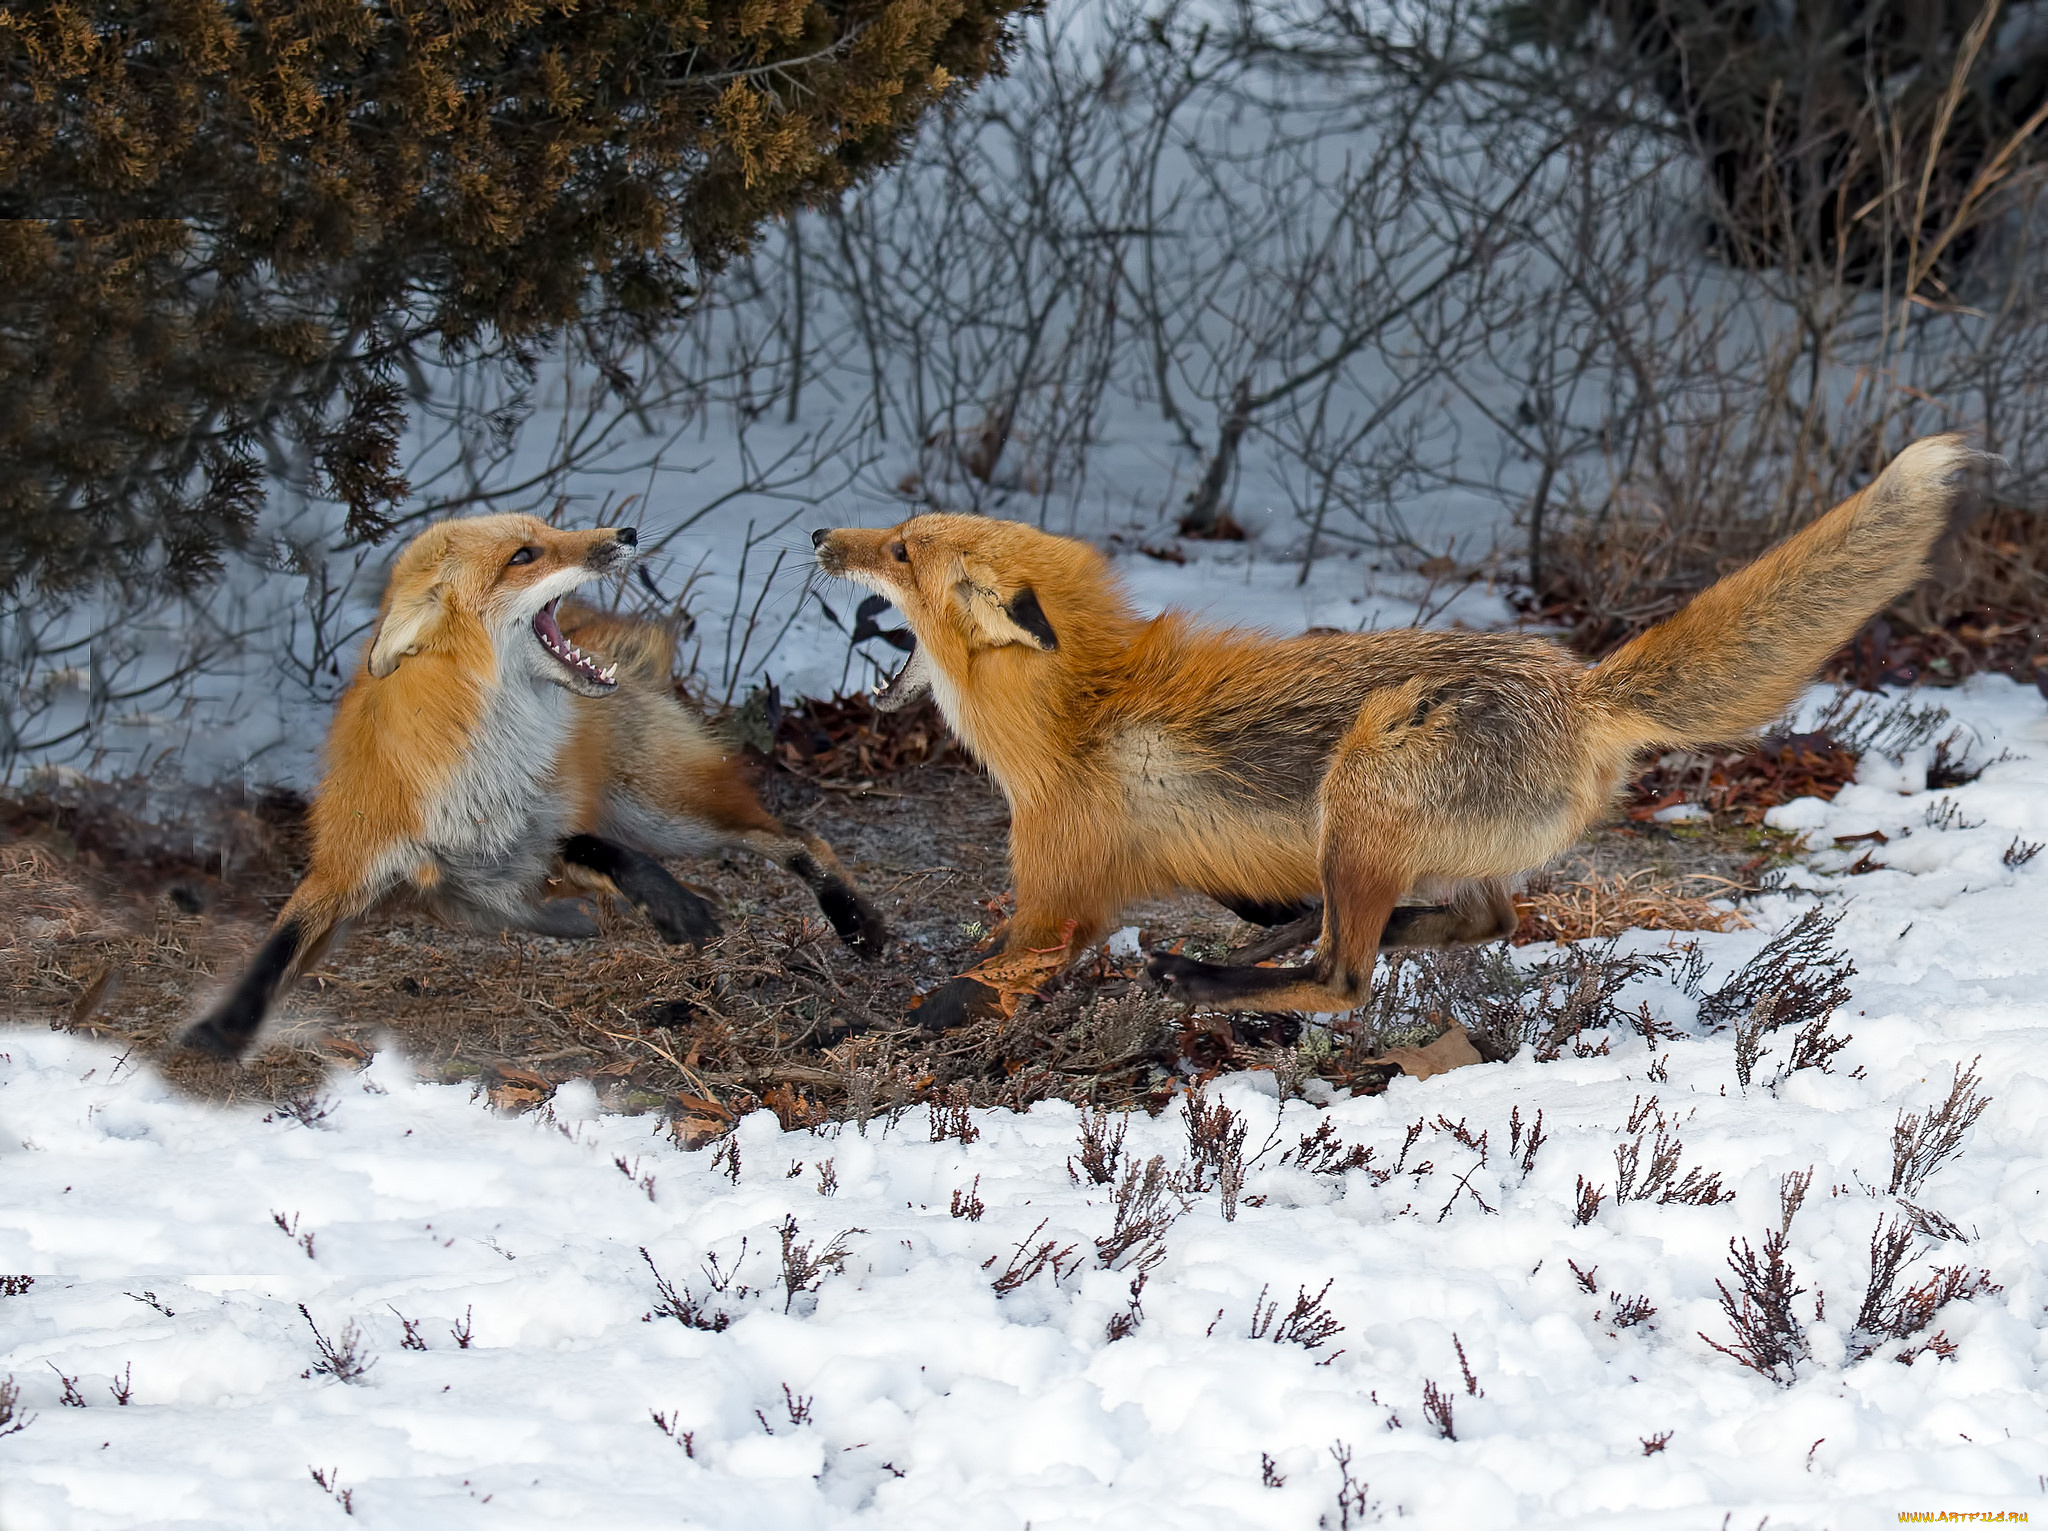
[561,834,721,946]
[1214,894,1320,927]
[513,896,604,940]
[1378,879,1517,947]
[1149,775,1412,1013]
[732,827,888,957]
[1147,869,1400,1013]
[180,880,357,1059]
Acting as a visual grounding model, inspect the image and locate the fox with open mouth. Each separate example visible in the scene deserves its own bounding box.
[184,513,885,1060]
[816,435,1983,1031]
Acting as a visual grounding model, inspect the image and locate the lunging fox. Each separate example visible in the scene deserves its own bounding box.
[816,435,1981,1029]
[184,513,885,1059]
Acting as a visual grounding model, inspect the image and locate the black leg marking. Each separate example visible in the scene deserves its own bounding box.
[909,973,1003,1031]
[519,897,603,940]
[1213,894,1322,928]
[817,878,887,956]
[561,835,720,946]
[787,848,888,957]
[1226,912,1324,965]
[1177,903,1453,976]
[1146,950,1320,1006]
[1380,904,1459,947]
[1378,889,1517,948]
[1146,949,1370,1009]
[181,919,304,1059]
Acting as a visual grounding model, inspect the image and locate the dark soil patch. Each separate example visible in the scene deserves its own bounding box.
[0,686,1834,1131]
[1,759,1257,1128]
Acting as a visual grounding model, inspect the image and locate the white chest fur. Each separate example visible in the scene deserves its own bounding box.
[422,667,573,872]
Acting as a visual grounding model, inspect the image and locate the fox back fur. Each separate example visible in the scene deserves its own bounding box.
[815,434,1983,1021]
[184,513,883,1059]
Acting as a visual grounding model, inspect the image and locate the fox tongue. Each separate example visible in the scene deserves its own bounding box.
[532,598,617,685]
[534,599,567,650]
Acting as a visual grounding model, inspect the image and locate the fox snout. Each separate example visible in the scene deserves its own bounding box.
[810,525,897,584]
[588,525,637,573]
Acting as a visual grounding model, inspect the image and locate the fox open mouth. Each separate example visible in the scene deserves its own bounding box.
[871,638,930,713]
[533,599,617,687]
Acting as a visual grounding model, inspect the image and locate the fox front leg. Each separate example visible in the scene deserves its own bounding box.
[181,920,316,1059]
[728,826,888,958]
[908,852,1111,1031]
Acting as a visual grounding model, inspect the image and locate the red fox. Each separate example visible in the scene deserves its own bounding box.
[815,435,1983,1028]
[183,513,884,1059]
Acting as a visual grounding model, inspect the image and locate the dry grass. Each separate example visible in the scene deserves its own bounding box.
[1515,870,1753,945]
[0,766,1195,1122]
[0,695,1819,1129]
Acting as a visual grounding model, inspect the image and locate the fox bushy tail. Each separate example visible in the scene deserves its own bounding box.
[1585,434,1984,748]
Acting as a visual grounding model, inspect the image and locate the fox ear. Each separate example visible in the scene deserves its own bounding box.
[368,584,446,677]
[954,569,1058,652]
[1001,588,1058,652]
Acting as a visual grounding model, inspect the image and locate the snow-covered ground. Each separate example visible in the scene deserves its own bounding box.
[3,676,2046,1529]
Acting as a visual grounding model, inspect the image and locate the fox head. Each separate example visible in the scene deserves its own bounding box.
[811,512,1119,664]
[367,514,637,696]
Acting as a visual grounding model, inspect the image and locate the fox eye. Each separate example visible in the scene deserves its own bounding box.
[507,546,538,567]
[889,540,910,564]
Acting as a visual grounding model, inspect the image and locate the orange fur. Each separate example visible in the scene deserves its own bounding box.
[816,435,1982,1021]
[184,513,882,1059]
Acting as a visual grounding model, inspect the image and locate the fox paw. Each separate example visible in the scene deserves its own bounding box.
[818,882,888,959]
[909,974,1002,1031]
[522,897,602,940]
[1144,951,1233,1004]
[644,885,722,946]
[178,1014,250,1061]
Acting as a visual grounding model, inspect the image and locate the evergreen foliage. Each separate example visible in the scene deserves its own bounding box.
[0,0,1036,594]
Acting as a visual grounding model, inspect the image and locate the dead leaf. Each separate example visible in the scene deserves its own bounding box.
[674,1092,733,1121]
[487,1063,550,1091]
[671,1095,735,1149]
[764,1083,828,1132]
[68,964,118,1026]
[487,1083,548,1113]
[951,921,1080,1019]
[1359,1021,1485,1081]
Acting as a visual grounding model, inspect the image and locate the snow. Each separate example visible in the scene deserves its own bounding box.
[4,676,2047,1529]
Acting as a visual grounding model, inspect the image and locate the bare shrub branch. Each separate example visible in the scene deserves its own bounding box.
[298,1305,375,1385]
[1700,1231,1809,1386]
[1890,1059,1991,1197]
[1249,1280,1345,1358]
[990,1219,1080,1296]
[1068,1106,1127,1186]
[778,1217,859,1314]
